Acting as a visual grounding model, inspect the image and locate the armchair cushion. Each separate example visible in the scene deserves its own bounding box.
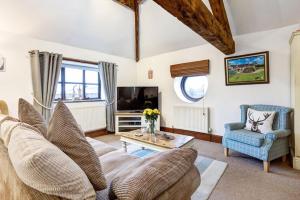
[244,108,276,134]
[226,129,265,147]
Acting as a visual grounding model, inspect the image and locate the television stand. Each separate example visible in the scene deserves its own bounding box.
[115,112,160,133]
[129,110,143,113]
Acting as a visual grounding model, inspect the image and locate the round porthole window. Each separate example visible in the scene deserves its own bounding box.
[174,76,208,103]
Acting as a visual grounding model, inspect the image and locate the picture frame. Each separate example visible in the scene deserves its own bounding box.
[0,56,5,72]
[224,51,269,86]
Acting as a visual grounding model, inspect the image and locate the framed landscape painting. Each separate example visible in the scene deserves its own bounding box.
[224,51,269,85]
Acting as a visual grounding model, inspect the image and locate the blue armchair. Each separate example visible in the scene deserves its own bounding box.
[222,105,293,172]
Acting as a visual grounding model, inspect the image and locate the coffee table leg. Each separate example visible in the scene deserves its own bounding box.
[122,141,128,152]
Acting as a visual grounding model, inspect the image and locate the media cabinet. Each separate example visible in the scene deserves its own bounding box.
[115,112,160,133]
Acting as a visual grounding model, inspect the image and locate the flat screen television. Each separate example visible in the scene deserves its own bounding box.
[117,87,159,112]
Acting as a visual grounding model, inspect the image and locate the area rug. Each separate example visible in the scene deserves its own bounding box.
[128,146,228,200]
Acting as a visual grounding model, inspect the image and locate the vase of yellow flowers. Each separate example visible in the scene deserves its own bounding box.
[143,108,160,135]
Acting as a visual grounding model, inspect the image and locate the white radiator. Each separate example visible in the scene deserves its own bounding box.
[67,103,106,132]
[173,105,209,133]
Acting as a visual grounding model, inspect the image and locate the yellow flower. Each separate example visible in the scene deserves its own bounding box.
[153,109,160,115]
[143,108,160,116]
[143,108,151,115]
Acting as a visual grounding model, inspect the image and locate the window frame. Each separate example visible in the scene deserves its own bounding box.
[180,76,208,102]
[55,61,103,103]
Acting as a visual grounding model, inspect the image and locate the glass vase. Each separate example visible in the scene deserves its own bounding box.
[148,119,156,135]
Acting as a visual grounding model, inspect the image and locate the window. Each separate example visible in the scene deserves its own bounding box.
[174,76,208,103]
[55,60,103,102]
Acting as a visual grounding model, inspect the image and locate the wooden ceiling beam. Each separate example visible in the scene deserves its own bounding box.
[153,0,235,55]
[209,0,232,38]
[114,0,141,61]
[113,0,143,10]
[134,0,140,61]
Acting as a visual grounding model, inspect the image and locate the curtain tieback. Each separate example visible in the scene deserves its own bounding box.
[106,100,115,106]
[32,95,53,110]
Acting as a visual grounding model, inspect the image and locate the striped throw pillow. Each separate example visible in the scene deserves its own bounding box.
[47,101,107,190]
[18,98,47,136]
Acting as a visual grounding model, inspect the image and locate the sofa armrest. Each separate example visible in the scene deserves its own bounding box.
[264,130,291,141]
[224,122,245,131]
[156,166,200,200]
[109,148,198,200]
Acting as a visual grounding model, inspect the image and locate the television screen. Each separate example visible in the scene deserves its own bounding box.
[117,87,158,112]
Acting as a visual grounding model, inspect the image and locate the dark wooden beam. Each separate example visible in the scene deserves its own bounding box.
[114,0,141,61]
[153,0,235,55]
[134,0,140,61]
[209,0,232,38]
[114,0,134,9]
[113,0,143,10]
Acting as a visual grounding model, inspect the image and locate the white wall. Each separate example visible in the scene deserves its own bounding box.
[0,30,137,130]
[1,24,299,134]
[136,24,300,135]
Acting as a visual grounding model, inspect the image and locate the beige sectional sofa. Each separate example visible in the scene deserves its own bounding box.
[0,100,200,199]
[0,136,200,200]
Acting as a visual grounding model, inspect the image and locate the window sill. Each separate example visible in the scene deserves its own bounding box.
[54,99,106,104]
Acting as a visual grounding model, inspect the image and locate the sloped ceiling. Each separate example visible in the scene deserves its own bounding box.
[140,0,206,58]
[228,0,300,35]
[0,0,135,58]
[0,0,299,59]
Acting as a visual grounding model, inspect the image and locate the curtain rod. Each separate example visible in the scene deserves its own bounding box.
[28,51,117,66]
[63,57,99,65]
[64,57,117,66]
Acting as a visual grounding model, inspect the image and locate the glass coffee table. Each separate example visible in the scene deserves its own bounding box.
[116,129,195,152]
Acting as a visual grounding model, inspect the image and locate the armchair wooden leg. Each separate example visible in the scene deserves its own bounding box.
[224,148,229,157]
[282,155,287,163]
[263,161,270,172]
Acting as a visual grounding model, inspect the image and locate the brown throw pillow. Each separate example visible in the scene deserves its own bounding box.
[109,148,198,200]
[18,98,47,136]
[47,101,107,191]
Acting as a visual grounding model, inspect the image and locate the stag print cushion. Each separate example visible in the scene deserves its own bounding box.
[245,108,276,134]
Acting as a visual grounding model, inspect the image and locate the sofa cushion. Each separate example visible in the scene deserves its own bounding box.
[227,129,265,147]
[86,137,117,157]
[47,101,107,191]
[100,150,140,179]
[18,98,47,136]
[108,148,197,200]
[0,119,96,200]
[0,140,65,200]
[94,151,142,200]
[95,165,201,200]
